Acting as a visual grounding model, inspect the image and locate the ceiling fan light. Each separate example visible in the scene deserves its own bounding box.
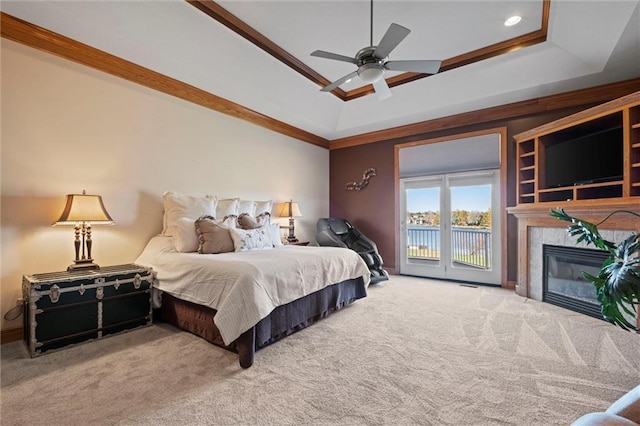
[358,63,384,84]
[504,15,522,26]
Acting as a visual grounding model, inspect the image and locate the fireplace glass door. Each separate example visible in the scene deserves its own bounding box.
[543,244,608,320]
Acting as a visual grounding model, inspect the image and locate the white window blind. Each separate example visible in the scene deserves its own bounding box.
[399,133,501,178]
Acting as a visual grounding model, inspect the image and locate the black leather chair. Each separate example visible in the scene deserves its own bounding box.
[316,218,389,284]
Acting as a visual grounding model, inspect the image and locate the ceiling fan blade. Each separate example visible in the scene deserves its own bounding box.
[385,60,442,74]
[373,78,392,100]
[311,50,357,64]
[373,23,410,59]
[321,70,359,92]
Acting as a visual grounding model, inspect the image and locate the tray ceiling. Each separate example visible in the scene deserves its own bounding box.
[2,0,639,141]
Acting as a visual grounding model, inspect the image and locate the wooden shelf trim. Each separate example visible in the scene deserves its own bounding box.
[538,181,624,193]
[514,92,640,142]
[631,123,640,129]
[0,12,330,149]
[514,91,639,208]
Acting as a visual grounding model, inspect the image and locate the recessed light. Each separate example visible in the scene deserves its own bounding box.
[505,15,522,26]
[345,78,352,84]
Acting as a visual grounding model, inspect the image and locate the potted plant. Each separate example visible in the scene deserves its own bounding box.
[550,208,639,332]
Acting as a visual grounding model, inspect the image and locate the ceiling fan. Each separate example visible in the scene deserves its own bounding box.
[310,0,442,100]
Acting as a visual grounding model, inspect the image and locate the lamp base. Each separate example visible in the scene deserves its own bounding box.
[286,236,299,244]
[67,260,100,272]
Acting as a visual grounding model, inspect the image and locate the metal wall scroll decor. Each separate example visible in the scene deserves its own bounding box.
[346,168,377,191]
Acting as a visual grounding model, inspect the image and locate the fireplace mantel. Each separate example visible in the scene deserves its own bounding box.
[508,202,640,230]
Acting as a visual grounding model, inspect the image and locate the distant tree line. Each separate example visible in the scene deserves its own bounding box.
[408,209,491,229]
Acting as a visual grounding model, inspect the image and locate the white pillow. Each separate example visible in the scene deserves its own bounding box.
[229,227,274,251]
[173,217,199,253]
[255,200,273,216]
[269,223,283,246]
[162,192,216,237]
[238,200,257,216]
[216,198,239,219]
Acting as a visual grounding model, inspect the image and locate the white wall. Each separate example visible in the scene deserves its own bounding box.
[1,39,330,331]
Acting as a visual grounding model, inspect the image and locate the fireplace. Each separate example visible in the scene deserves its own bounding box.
[543,244,609,320]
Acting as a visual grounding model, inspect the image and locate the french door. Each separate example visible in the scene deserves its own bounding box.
[399,170,501,285]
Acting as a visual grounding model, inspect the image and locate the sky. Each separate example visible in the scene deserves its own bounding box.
[407,184,491,213]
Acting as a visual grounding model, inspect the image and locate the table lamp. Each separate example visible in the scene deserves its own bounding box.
[278,200,302,243]
[53,190,114,271]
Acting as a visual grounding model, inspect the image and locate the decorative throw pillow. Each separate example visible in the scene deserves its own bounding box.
[162,192,216,237]
[229,227,274,251]
[237,212,270,230]
[195,215,235,254]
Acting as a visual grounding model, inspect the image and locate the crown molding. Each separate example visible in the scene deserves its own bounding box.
[3,11,639,154]
[330,78,640,150]
[0,12,330,149]
[189,0,550,101]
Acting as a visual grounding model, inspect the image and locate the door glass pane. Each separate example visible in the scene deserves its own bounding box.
[449,184,492,270]
[406,187,440,261]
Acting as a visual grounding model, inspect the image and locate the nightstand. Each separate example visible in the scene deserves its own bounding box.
[22,264,154,357]
[290,241,310,246]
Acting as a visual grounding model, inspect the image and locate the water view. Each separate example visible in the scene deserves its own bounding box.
[407,204,492,269]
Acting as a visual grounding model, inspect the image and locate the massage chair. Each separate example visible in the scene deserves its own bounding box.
[316,218,389,284]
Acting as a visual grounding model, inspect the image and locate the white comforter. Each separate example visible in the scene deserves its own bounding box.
[135,236,370,345]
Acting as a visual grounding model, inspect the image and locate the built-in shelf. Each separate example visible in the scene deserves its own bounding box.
[514,91,640,206]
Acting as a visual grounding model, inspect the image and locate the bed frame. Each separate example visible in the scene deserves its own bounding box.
[159,277,367,368]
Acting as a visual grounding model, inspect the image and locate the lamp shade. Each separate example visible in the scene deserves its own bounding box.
[277,200,302,218]
[54,192,114,226]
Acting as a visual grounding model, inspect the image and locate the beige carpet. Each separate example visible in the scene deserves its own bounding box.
[2,275,639,425]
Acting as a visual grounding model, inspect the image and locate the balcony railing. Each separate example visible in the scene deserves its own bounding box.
[407,226,491,269]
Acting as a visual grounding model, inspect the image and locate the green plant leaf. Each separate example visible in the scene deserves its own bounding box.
[553,209,640,332]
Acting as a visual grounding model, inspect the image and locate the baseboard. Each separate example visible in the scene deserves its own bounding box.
[385,267,399,275]
[1,326,23,344]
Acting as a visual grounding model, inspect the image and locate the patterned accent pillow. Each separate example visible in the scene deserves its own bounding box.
[229,227,274,251]
[237,212,270,230]
[194,215,235,254]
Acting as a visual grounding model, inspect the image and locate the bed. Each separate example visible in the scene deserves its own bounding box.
[135,230,370,368]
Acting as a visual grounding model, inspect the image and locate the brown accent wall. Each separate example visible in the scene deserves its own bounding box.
[329,106,593,281]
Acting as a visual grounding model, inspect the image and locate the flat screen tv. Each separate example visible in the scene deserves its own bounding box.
[545,125,623,188]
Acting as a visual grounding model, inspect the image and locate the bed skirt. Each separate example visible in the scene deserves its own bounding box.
[159,277,367,368]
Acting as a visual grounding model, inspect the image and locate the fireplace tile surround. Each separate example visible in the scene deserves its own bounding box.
[528,227,629,301]
[508,203,639,328]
